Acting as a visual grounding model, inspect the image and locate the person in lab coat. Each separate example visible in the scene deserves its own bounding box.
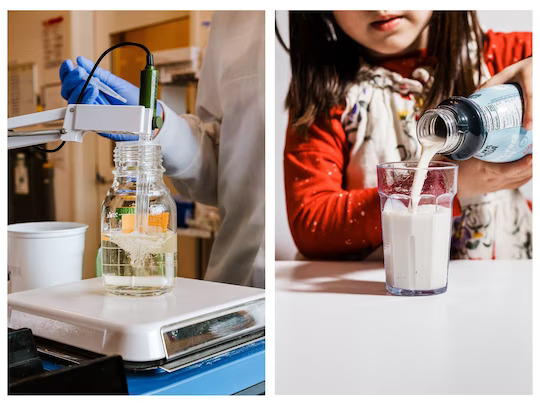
[59,11,265,287]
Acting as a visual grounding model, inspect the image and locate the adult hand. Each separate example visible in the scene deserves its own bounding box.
[455,155,532,199]
[59,56,162,140]
[60,56,140,106]
[479,57,532,130]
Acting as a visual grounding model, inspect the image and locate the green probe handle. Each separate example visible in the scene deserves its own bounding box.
[139,62,163,130]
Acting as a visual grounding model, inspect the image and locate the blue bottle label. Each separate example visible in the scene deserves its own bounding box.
[469,84,532,162]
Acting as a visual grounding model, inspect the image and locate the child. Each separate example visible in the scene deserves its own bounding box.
[283,11,532,260]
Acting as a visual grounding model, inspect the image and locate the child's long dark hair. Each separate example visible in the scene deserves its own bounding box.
[280,11,485,132]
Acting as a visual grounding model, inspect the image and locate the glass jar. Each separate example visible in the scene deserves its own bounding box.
[101,141,177,296]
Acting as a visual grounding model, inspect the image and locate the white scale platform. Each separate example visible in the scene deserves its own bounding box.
[8,277,265,368]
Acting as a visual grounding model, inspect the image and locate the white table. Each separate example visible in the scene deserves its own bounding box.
[275,260,532,394]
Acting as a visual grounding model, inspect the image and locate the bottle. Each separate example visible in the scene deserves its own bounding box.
[101,142,177,296]
[417,84,532,162]
[14,153,30,195]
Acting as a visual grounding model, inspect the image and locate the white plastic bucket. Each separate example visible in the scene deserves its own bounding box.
[8,222,89,293]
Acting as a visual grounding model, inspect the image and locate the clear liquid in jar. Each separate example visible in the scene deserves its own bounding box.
[101,229,177,296]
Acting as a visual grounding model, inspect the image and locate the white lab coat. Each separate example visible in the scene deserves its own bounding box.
[156,11,265,287]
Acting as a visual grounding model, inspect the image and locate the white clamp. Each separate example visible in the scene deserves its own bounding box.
[8,104,154,150]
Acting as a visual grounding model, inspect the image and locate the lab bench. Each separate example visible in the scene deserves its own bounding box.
[38,339,265,395]
[8,276,265,395]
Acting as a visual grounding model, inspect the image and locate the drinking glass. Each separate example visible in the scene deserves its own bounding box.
[377,161,458,296]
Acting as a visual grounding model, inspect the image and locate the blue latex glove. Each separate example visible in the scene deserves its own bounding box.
[59,56,161,141]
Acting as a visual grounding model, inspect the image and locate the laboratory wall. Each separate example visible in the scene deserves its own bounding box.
[274,10,533,260]
[8,10,214,280]
[9,11,97,278]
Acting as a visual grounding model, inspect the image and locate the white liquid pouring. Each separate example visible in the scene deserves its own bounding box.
[408,141,444,213]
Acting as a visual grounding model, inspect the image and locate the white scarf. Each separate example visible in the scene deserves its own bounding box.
[342,59,531,260]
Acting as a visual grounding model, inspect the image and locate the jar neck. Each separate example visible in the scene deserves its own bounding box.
[417,108,463,154]
[113,173,164,184]
[113,141,165,178]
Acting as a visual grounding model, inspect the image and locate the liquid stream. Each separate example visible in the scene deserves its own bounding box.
[408,142,443,213]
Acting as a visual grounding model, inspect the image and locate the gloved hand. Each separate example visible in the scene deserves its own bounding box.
[59,56,162,140]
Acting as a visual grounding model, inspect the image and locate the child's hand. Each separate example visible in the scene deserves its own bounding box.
[454,155,532,199]
[479,57,532,130]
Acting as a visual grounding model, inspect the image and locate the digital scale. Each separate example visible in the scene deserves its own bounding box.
[8,277,265,395]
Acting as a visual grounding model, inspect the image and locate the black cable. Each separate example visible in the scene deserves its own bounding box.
[76,42,151,104]
[34,141,66,153]
[34,42,151,153]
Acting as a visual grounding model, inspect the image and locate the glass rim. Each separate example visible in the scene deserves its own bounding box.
[377,161,458,171]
